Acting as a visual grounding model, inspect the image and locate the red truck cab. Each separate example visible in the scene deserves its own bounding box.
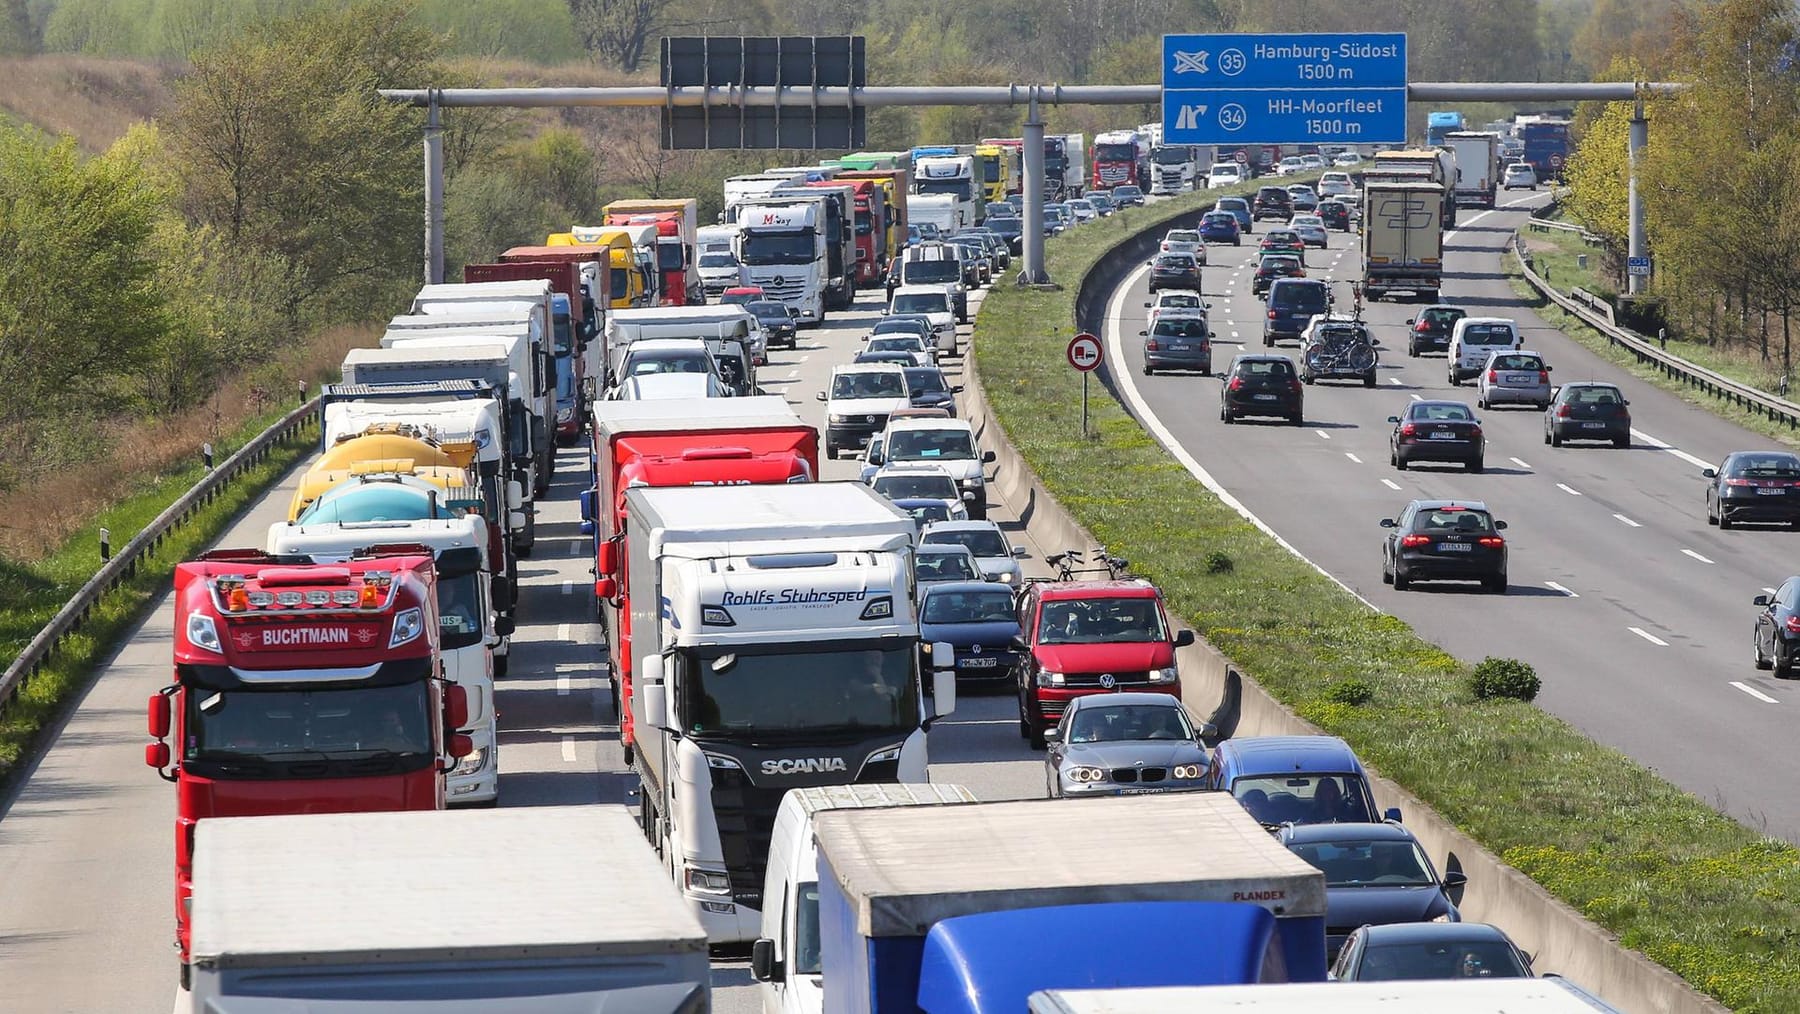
[578,399,819,760]
[145,549,466,976]
[1012,579,1196,749]
[810,178,887,287]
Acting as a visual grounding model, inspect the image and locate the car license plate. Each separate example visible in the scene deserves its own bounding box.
[1430,431,1456,440]
[1582,421,1607,429]
[1253,393,1279,401]
[961,657,998,668]
[1506,374,1537,384]
[1167,344,1190,352]
[1119,787,1168,795]
[1757,487,1787,496]
[1438,542,1473,552]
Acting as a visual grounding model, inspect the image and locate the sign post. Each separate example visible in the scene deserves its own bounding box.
[1067,332,1102,437]
[1161,32,1408,148]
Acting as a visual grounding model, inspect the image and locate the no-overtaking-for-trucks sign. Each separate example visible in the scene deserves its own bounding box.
[1067,333,1102,372]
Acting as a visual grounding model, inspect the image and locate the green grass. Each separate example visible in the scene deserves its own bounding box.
[974,181,1800,1012]
[0,406,317,784]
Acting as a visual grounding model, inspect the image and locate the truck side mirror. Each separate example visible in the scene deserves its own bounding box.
[579,487,596,522]
[581,519,596,537]
[641,659,669,729]
[595,577,618,600]
[751,938,781,982]
[445,684,470,730]
[597,539,618,576]
[147,692,172,739]
[447,732,474,762]
[930,668,958,719]
[508,510,527,531]
[506,481,525,511]
[495,615,516,638]
[145,741,170,770]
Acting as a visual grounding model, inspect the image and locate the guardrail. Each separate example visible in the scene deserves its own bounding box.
[1513,232,1800,429]
[0,398,321,715]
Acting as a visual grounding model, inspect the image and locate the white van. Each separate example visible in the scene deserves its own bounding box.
[1207,162,1244,189]
[751,784,977,1014]
[1448,317,1523,384]
[888,284,959,357]
[817,363,912,459]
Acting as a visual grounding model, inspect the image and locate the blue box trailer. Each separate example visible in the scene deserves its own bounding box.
[812,793,1329,1014]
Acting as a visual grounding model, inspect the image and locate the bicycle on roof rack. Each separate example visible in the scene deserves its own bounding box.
[1042,546,1130,582]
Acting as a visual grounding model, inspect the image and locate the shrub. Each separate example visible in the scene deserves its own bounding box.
[1204,550,1234,574]
[1324,677,1374,706]
[1469,657,1541,701]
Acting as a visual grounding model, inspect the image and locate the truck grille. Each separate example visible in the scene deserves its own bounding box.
[1096,165,1134,184]
[745,273,808,303]
[709,758,901,909]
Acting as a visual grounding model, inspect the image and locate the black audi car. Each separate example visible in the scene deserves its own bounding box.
[1381,499,1509,593]
[1389,400,1485,472]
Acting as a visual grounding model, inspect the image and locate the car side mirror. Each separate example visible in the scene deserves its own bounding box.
[751,938,781,982]
[1205,302,1213,308]
[953,385,966,394]
[1702,467,1718,478]
[1010,634,1030,652]
[1012,546,1028,557]
[1210,332,1217,339]
[1545,365,1553,371]
[1384,806,1403,823]
[1144,302,1153,308]
[1173,629,1196,648]
[982,450,996,463]
[1404,318,1415,325]
[1043,728,1062,744]
[1139,330,1149,336]
[1494,520,1508,530]
[1755,594,1771,606]
[1386,416,1400,424]
[1380,518,1397,528]
[1442,869,1469,890]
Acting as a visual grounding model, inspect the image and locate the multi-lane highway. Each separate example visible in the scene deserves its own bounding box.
[1103,193,1800,842]
[0,282,1055,1014]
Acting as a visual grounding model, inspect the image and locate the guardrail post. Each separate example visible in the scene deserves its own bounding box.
[297,381,307,406]
[99,528,110,561]
[202,442,214,471]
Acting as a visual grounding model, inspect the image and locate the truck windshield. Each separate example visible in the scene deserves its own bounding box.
[552,312,574,357]
[740,230,817,265]
[887,430,975,462]
[183,681,434,777]
[1095,143,1137,162]
[982,161,1000,183]
[656,242,683,273]
[610,270,628,301]
[439,571,484,650]
[1155,149,1191,165]
[855,211,873,236]
[1037,598,1168,644]
[893,293,949,316]
[679,643,920,738]
[917,179,972,199]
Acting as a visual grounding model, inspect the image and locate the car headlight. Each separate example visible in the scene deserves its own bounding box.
[187,613,222,654]
[1431,912,1454,923]
[959,477,983,487]
[1035,670,1065,687]
[1172,763,1205,780]
[685,868,732,894]
[998,572,1016,584]
[389,607,424,648]
[829,413,848,424]
[1064,765,1107,784]
[1149,665,1178,684]
[451,748,487,776]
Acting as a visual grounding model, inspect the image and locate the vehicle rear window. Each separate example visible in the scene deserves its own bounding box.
[1730,455,1800,478]
[1238,360,1294,377]
[1153,318,1210,339]
[1491,355,1541,371]
[1416,508,1494,533]
[1159,294,1203,309]
[1272,283,1327,312]
[1157,254,1197,267]
[1422,308,1466,325]
[1232,774,1373,825]
[1410,403,1473,421]
[1567,386,1622,404]
[1166,231,1200,244]
[1259,256,1300,271]
[1462,324,1515,345]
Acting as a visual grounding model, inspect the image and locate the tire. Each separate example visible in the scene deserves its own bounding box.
[1143,364,1153,376]
[1486,573,1508,594]
[1381,561,1394,584]
[516,511,536,558]
[1779,646,1795,678]
[1263,334,1274,348]
[1394,455,1407,470]
[1289,412,1304,426]
[1364,372,1377,389]
[1719,511,1733,531]
[1755,631,1773,671]
[1448,373,1460,386]
[1614,435,1630,448]
[1409,344,1419,359]
[493,651,509,678]
[1029,724,1047,751]
[1222,406,1233,423]
[1302,373,1314,385]
[1393,566,1411,591]
[1467,457,1484,473]
[1543,428,1553,445]
[1706,500,1719,526]
[1477,396,1488,410]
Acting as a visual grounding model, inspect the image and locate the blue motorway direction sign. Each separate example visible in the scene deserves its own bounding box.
[1163,87,1408,146]
[1163,33,1406,90]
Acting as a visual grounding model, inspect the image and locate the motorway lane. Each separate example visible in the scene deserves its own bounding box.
[0,280,1052,1013]
[1103,196,1800,840]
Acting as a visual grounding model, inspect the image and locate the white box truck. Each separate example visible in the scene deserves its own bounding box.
[1446,130,1501,208]
[624,483,958,945]
[912,154,982,230]
[1027,977,1625,1013]
[1360,180,1446,303]
[186,806,710,1011]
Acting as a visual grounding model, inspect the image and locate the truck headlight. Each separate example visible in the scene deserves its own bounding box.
[959,477,983,488]
[1149,666,1178,684]
[1065,765,1106,784]
[452,748,487,776]
[1172,763,1204,780]
[686,868,732,894]
[1035,670,1065,687]
[389,607,424,648]
[556,406,574,424]
[829,413,848,424]
[186,613,222,654]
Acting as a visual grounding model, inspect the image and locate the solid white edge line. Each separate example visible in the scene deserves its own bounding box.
[1628,626,1670,646]
[1730,681,1780,704]
[1681,548,1715,565]
[1545,581,1578,597]
[1106,260,1380,611]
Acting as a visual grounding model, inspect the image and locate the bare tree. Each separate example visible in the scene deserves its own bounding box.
[567,0,673,74]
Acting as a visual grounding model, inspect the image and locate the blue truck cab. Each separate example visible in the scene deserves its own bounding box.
[1206,735,1399,828]
[550,292,581,445]
[812,793,1329,1014]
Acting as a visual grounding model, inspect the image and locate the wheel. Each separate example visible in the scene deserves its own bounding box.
[1143,364,1154,376]
[1778,645,1794,678]
[1448,372,1460,386]
[1393,566,1411,591]
[825,442,839,460]
[1409,344,1419,359]
[1302,373,1314,385]
[1467,457,1484,473]
[1234,238,1242,246]
[1614,435,1630,448]
[1263,334,1274,347]
[1222,406,1233,423]
[1755,630,1773,671]
[1028,724,1047,751]
[1706,499,1719,526]
[1289,412,1303,426]
[1718,511,1733,530]
[1486,573,1508,594]
[1478,396,1488,410]
[1394,453,1408,471]
[1543,428,1553,445]
[493,652,509,678]
[516,510,536,558]
[1363,372,1377,388]
[1381,556,1394,584]
[1551,428,1563,447]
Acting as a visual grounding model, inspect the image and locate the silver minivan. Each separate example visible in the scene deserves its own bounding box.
[1448,317,1523,384]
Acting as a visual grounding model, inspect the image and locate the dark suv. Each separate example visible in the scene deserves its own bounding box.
[1262,278,1331,346]
[1404,305,1467,357]
[1252,185,1294,221]
[1221,354,1303,425]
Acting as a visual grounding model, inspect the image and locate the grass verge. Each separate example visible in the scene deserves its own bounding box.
[0,405,317,786]
[974,183,1800,1011]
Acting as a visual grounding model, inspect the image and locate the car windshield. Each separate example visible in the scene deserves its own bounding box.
[1154,318,1210,339]
[875,473,956,500]
[904,369,948,394]
[1232,774,1375,825]
[1409,403,1475,422]
[832,371,905,399]
[1461,324,1515,345]
[1290,839,1436,888]
[1356,939,1529,981]
[698,252,737,268]
[990,218,1023,235]
[894,293,950,315]
[746,301,791,322]
[1730,455,1800,478]
[888,429,975,461]
[1413,508,1495,534]
[922,587,1016,623]
[1037,598,1168,645]
[917,549,980,581]
[1067,703,1192,743]
[924,528,1008,557]
[626,351,710,375]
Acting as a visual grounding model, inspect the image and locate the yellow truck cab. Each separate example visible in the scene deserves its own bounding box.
[974,144,1010,204]
[547,228,651,309]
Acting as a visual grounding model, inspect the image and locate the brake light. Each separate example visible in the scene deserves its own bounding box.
[1146,339,1159,351]
[1487,370,1498,383]
[1399,423,1416,437]
[1557,405,1572,418]
[1726,478,1757,487]
[1400,534,1432,548]
[1268,310,1278,320]
[1477,536,1506,548]
[1538,370,1550,383]
[1228,377,1244,391]
[1468,425,1482,439]
[1415,321,1430,332]
[1290,378,1304,393]
[1787,616,1800,634]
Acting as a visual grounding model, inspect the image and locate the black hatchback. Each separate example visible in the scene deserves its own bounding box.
[1221,355,1303,425]
[1381,499,1508,593]
[1253,186,1294,221]
[1705,451,1800,529]
[1545,381,1630,447]
[1318,200,1352,231]
[1404,305,1467,357]
[1389,400,1485,471]
[1148,252,1203,292]
[1754,578,1800,674]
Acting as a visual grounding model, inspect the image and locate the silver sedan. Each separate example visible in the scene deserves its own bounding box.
[1476,350,1553,409]
[1288,215,1330,248]
[1044,692,1213,798]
